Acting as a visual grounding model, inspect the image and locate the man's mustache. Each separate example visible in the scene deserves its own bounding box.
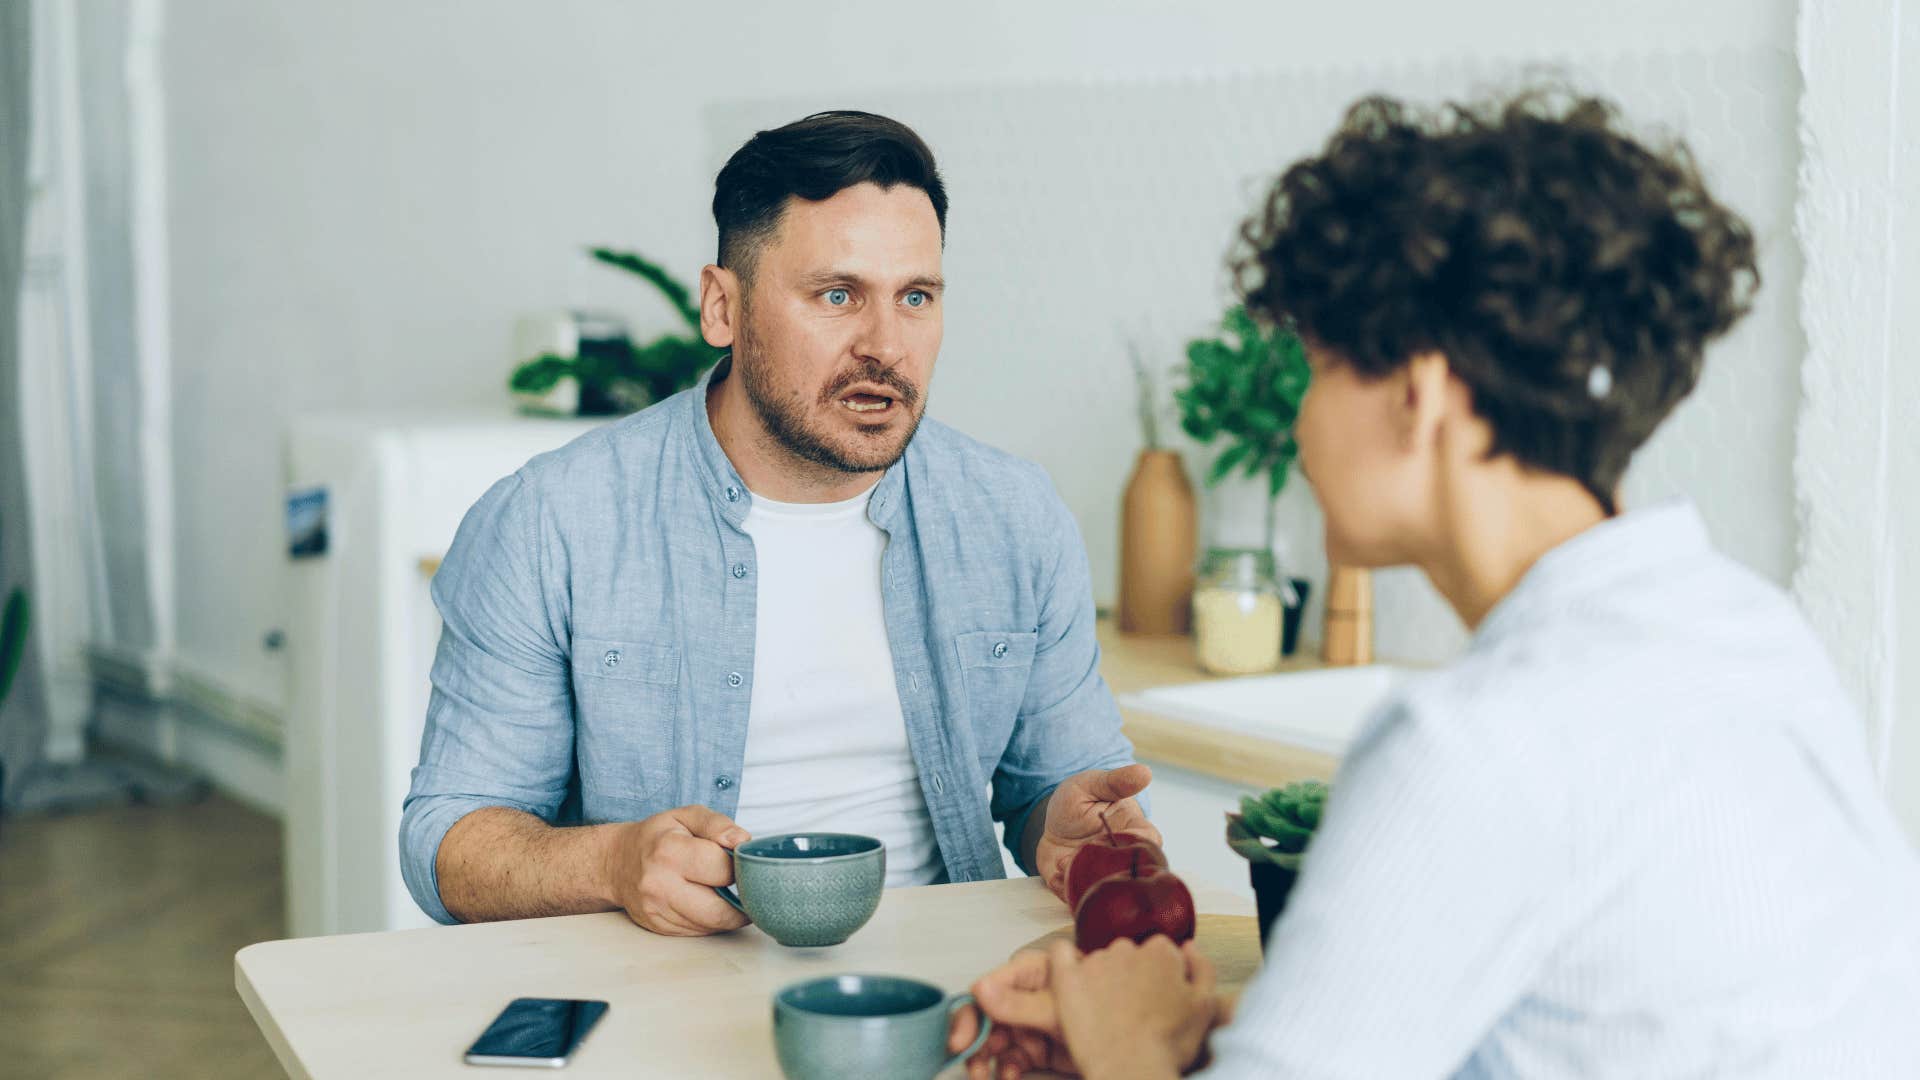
[819,365,920,407]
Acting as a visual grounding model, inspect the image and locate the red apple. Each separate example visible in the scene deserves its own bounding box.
[1073,853,1196,953]
[1064,829,1168,911]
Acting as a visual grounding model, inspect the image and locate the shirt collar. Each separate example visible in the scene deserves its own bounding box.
[683,356,909,531]
[1473,498,1712,647]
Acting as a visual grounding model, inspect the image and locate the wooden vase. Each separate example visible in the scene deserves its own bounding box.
[1322,565,1374,666]
[1118,450,1197,635]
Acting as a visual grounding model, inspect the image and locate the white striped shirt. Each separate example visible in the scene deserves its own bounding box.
[1202,501,1920,1078]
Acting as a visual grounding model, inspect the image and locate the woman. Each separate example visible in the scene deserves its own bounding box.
[954,89,1920,1078]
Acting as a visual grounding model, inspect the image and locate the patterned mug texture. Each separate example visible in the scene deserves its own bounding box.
[713,833,886,947]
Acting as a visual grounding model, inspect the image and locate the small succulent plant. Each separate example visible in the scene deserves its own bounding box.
[1226,780,1328,870]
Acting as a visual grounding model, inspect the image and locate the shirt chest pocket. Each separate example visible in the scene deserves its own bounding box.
[955,630,1038,760]
[570,637,680,805]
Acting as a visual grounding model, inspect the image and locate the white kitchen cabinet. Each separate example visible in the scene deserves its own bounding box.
[284,411,603,937]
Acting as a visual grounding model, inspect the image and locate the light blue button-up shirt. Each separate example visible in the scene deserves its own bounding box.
[400,361,1136,924]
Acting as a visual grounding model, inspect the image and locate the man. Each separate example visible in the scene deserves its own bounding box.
[400,110,1157,935]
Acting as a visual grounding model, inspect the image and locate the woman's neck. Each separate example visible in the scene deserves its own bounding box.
[1419,464,1611,630]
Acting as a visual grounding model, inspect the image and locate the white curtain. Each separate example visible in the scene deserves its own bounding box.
[1,0,47,807]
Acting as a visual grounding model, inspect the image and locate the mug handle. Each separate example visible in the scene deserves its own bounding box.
[942,993,993,1072]
[712,885,749,917]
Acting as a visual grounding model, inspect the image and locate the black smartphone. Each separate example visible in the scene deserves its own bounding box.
[462,997,609,1068]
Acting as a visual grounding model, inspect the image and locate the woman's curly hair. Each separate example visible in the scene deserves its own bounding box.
[1236,89,1759,513]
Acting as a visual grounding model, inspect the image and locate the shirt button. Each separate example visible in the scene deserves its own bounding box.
[603,650,621,667]
[727,672,743,688]
[731,562,748,579]
[714,775,733,790]
[991,641,1009,659]
[725,486,741,502]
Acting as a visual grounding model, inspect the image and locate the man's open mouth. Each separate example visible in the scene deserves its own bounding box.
[838,387,898,414]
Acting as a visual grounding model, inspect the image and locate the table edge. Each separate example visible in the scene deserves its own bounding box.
[237,943,313,1080]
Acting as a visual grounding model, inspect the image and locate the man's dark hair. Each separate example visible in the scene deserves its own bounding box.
[1236,89,1759,514]
[713,110,947,284]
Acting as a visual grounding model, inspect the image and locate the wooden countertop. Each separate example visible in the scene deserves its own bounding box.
[236,877,1254,1079]
[1098,620,1341,790]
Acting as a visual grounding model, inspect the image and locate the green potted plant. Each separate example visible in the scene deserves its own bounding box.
[1226,779,1327,948]
[509,248,723,417]
[1175,304,1313,656]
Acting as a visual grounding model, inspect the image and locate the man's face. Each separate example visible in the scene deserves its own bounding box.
[732,181,944,475]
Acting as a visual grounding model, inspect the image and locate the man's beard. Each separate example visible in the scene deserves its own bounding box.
[735,316,925,476]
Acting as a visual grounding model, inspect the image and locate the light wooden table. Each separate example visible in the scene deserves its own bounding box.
[236,877,1254,1079]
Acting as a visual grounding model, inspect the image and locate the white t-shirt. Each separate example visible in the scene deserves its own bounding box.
[731,485,943,888]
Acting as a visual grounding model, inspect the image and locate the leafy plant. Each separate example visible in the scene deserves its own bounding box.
[1174,305,1310,551]
[0,510,30,708]
[509,248,723,416]
[1226,780,1327,870]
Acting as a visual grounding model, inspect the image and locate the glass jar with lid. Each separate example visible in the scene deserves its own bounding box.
[1192,548,1290,675]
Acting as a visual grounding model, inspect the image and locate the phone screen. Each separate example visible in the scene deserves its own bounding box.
[463,997,609,1067]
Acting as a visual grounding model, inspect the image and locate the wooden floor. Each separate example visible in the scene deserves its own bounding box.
[0,794,287,1079]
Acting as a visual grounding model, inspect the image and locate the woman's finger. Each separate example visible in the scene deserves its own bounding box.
[1184,940,1218,997]
[974,948,1050,999]
[975,981,1062,1034]
[974,949,1062,1033]
[948,1001,980,1053]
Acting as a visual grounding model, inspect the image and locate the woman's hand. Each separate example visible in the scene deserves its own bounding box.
[951,949,1080,1079]
[960,936,1219,1079]
[1050,937,1218,1078]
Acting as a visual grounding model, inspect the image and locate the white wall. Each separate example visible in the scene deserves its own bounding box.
[713,44,1804,666]
[1792,0,1920,843]
[1891,0,1920,850]
[160,0,1797,717]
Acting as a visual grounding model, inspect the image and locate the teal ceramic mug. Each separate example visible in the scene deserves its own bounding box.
[772,974,991,1080]
[713,833,885,947]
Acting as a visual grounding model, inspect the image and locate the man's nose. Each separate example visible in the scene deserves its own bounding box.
[851,304,908,370]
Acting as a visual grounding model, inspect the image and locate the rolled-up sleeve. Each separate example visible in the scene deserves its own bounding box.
[992,482,1139,873]
[400,472,573,924]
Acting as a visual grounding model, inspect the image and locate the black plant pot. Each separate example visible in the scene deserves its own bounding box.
[1280,577,1311,657]
[576,381,626,417]
[1250,861,1301,950]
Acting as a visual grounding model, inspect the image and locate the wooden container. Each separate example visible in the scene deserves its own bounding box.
[1322,565,1373,666]
[1118,450,1197,635]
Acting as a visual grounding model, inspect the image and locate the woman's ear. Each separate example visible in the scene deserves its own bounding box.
[699,265,740,349]
[1401,351,1453,452]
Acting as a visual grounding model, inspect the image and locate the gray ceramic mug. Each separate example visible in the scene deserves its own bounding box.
[713,833,885,947]
[772,974,991,1080]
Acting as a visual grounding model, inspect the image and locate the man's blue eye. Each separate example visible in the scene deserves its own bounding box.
[904,291,928,308]
[826,288,850,306]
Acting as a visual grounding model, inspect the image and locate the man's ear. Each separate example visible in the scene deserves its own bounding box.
[1401,351,1453,452]
[699,265,740,349]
